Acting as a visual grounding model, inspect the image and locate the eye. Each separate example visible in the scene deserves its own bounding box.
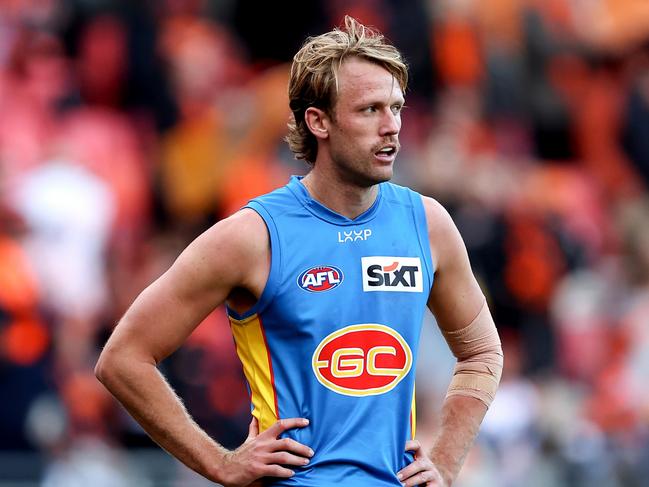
[391,104,404,114]
[364,105,378,113]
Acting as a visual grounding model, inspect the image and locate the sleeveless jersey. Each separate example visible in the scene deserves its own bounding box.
[227,176,434,486]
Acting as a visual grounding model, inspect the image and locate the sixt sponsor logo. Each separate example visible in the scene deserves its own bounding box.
[361,256,423,292]
[312,324,413,396]
[298,265,344,293]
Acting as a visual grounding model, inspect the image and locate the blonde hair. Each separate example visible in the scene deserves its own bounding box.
[286,16,408,164]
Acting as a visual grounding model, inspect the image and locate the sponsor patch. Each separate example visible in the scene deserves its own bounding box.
[361,256,423,292]
[338,228,372,243]
[298,265,344,293]
[312,324,412,396]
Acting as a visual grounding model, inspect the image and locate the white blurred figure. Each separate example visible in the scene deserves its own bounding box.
[9,157,115,322]
[41,436,149,487]
[551,269,613,383]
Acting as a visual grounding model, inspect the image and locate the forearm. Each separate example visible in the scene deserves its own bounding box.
[428,395,487,486]
[95,351,227,482]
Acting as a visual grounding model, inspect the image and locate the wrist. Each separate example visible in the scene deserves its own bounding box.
[439,469,453,487]
[210,448,234,484]
[428,452,454,487]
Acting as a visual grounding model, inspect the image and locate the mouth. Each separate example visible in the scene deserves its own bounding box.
[374,144,399,163]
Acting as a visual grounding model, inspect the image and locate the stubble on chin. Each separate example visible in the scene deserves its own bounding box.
[340,159,394,188]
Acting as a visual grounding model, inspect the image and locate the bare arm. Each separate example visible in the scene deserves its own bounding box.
[95,209,312,486]
[399,197,502,486]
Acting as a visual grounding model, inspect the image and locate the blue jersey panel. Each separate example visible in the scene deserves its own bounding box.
[228,176,434,486]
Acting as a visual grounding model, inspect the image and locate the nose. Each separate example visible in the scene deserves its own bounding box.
[379,109,400,137]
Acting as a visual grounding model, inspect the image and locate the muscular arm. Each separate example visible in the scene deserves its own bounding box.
[95,210,311,485]
[423,197,503,485]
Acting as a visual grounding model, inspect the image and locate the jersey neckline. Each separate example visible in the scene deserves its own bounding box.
[287,175,383,226]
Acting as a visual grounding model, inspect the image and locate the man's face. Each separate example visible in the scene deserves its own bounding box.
[325,57,404,187]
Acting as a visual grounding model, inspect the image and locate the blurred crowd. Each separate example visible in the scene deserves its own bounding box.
[1,0,649,486]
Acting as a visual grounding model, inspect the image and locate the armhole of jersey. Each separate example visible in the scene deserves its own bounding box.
[226,201,281,320]
[411,192,435,292]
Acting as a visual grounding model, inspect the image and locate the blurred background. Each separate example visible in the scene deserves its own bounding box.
[1,0,649,485]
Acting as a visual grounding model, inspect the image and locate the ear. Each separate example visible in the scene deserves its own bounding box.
[305,107,330,140]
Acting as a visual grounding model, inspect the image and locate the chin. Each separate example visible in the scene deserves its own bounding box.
[333,154,394,186]
[373,166,394,183]
[346,170,391,188]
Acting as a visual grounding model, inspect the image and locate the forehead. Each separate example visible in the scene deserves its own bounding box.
[336,57,403,105]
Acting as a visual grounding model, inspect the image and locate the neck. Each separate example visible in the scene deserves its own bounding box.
[301,165,379,220]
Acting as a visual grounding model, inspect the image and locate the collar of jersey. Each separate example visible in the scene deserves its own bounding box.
[287,175,383,226]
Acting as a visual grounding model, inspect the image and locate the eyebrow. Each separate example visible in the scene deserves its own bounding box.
[352,96,405,108]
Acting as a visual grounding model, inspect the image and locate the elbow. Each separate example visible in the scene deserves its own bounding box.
[95,345,129,388]
[95,344,156,390]
[94,348,113,386]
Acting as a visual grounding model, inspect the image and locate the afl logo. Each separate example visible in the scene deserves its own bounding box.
[312,324,412,396]
[298,265,343,293]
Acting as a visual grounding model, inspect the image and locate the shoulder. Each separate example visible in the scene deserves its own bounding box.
[420,195,455,232]
[217,207,268,239]
[419,195,467,272]
[197,208,268,262]
[176,208,269,290]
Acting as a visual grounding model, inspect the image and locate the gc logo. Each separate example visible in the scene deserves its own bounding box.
[312,324,412,396]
